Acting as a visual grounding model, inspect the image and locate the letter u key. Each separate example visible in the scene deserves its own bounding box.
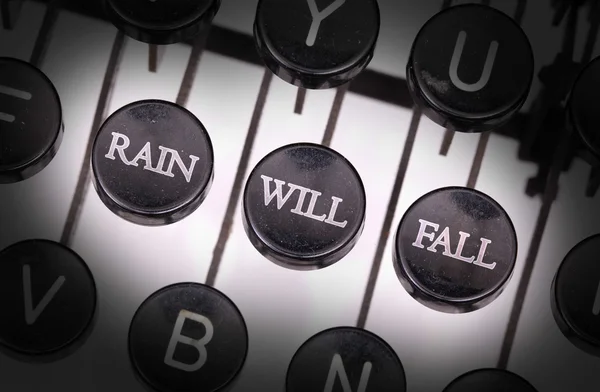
[449,31,499,92]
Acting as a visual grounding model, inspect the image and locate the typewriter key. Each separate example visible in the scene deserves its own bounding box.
[393,187,517,313]
[104,0,221,45]
[254,0,380,89]
[568,56,600,159]
[443,369,538,391]
[551,234,600,358]
[407,4,534,133]
[242,143,366,270]
[0,57,63,184]
[286,327,406,392]
[0,240,97,362]
[128,283,248,392]
[92,100,214,226]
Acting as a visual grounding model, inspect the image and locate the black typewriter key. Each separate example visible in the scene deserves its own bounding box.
[0,240,97,362]
[393,187,517,313]
[551,234,600,357]
[254,0,380,89]
[407,4,534,133]
[92,100,214,226]
[104,0,221,45]
[443,369,538,392]
[286,327,406,392]
[242,143,366,270]
[0,57,63,184]
[128,283,248,392]
[568,56,600,159]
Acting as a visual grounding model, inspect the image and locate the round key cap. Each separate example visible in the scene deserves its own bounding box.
[407,4,534,133]
[443,369,538,392]
[0,240,97,362]
[568,56,600,159]
[242,143,366,270]
[286,327,406,392]
[551,234,600,357]
[254,0,380,89]
[129,282,248,392]
[393,187,517,313]
[0,57,63,184]
[104,0,221,45]
[92,100,214,226]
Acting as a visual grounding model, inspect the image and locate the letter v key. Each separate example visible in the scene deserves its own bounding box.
[23,265,66,325]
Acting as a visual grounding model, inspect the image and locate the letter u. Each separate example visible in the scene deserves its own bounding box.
[449,31,499,92]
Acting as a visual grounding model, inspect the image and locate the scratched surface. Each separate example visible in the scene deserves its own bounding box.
[0,1,599,392]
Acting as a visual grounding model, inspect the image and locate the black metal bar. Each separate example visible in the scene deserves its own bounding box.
[205,69,273,287]
[466,132,491,188]
[357,108,423,329]
[498,0,582,368]
[29,0,414,109]
[60,32,126,247]
[439,130,454,156]
[176,26,211,107]
[321,83,349,147]
[465,0,526,188]
[29,0,59,67]
[581,1,599,64]
[294,88,307,115]
[585,164,600,198]
[514,0,527,24]
[1,0,23,30]
[497,123,573,368]
[148,44,164,73]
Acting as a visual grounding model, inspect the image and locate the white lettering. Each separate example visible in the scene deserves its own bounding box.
[302,190,327,222]
[412,219,439,249]
[262,175,305,209]
[324,196,347,228]
[324,353,372,392]
[104,132,200,183]
[289,185,311,214]
[105,132,131,163]
[426,226,453,257]
[0,85,32,123]
[164,310,214,372]
[129,141,153,169]
[453,231,475,263]
[412,219,495,270]
[449,31,499,92]
[261,175,347,228]
[158,146,200,183]
[0,85,32,100]
[23,265,66,325]
[305,0,346,46]
[472,238,494,270]
[0,113,15,123]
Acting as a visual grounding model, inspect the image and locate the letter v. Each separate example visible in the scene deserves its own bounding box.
[23,265,66,325]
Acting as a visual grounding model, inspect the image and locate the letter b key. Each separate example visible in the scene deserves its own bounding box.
[128,283,248,391]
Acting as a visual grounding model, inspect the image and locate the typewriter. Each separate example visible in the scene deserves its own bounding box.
[0,0,599,391]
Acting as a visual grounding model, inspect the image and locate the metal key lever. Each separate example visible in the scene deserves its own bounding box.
[1,0,23,30]
[519,1,588,198]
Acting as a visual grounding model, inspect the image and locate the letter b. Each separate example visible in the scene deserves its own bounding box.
[164,310,214,372]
